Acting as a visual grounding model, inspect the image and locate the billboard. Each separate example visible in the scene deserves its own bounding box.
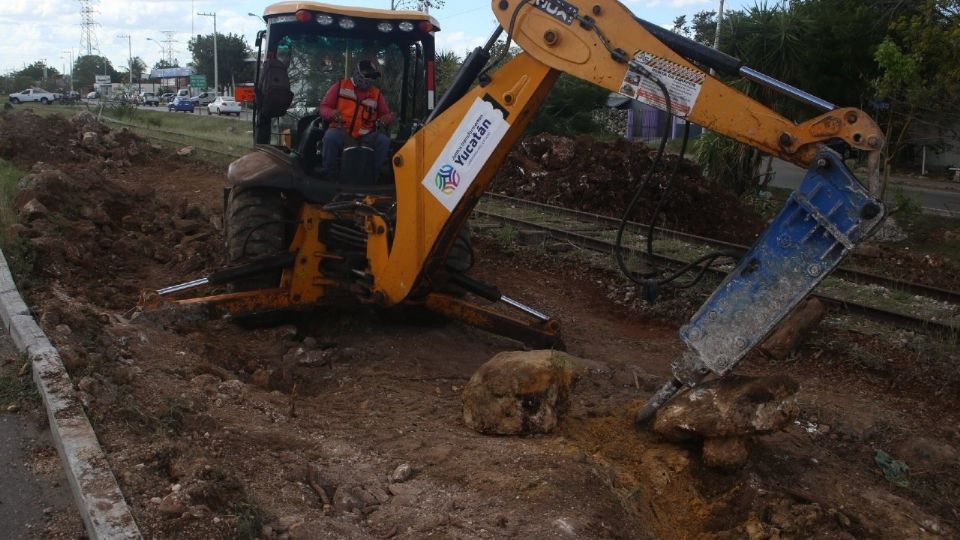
[94,75,111,85]
[148,67,194,79]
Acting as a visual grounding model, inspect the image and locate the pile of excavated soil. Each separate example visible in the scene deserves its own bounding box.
[491,133,765,242]
[0,110,156,169]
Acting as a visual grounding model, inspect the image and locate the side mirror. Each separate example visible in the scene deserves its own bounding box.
[255,30,265,48]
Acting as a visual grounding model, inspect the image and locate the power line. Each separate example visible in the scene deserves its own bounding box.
[78,0,99,55]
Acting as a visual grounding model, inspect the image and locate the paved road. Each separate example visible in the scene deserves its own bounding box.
[770,159,960,217]
[0,333,80,538]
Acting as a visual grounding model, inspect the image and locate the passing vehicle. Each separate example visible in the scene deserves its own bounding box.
[159,92,175,103]
[207,96,242,116]
[156,0,887,422]
[167,96,195,113]
[8,88,57,104]
[140,92,160,106]
[193,91,218,106]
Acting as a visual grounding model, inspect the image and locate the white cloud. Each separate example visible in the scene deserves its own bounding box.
[435,30,486,56]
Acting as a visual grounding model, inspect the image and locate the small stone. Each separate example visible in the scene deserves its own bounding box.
[18,199,48,221]
[332,486,364,513]
[42,507,53,515]
[250,369,271,388]
[150,497,162,505]
[389,463,413,483]
[387,483,420,497]
[177,146,195,157]
[217,379,245,396]
[157,493,187,516]
[702,437,749,469]
[6,403,20,413]
[81,131,99,146]
[261,525,274,537]
[301,336,318,348]
[275,515,303,532]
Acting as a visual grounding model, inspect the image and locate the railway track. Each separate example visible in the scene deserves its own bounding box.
[475,193,960,333]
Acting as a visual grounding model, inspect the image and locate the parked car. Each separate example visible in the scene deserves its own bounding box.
[7,88,57,104]
[207,96,241,116]
[159,92,175,103]
[139,92,160,106]
[86,91,100,100]
[167,96,195,113]
[176,89,191,99]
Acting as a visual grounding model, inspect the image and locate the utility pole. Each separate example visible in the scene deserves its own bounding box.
[712,0,725,52]
[63,49,74,92]
[198,11,218,94]
[117,33,132,88]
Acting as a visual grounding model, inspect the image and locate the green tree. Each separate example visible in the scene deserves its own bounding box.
[188,33,254,91]
[434,49,461,98]
[14,61,60,84]
[528,74,609,135]
[153,59,180,70]
[73,55,119,88]
[873,0,960,192]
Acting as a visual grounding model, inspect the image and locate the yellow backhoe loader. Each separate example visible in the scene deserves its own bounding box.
[153,0,886,420]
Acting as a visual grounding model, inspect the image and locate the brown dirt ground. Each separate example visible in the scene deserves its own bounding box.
[2,111,959,538]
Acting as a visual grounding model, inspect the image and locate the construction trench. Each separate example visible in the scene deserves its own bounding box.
[1,109,958,539]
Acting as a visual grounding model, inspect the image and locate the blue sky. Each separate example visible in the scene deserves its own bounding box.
[0,0,750,77]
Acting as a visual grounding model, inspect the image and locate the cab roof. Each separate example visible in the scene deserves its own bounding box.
[262,2,440,30]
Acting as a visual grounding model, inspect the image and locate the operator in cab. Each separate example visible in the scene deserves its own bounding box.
[319,60,393,177]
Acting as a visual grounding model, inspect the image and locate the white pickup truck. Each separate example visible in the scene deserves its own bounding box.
[8,88,57,104]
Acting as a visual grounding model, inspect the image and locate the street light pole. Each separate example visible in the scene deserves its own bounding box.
[198,11,218,94]
[63,50,74,92]
[117,34,134,90]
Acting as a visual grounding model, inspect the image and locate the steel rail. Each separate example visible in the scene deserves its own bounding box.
[480,193,960,305]
[475,208,959,334]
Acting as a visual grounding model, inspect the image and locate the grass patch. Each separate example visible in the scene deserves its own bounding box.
[0,158,24,230]
[0,361,40,405]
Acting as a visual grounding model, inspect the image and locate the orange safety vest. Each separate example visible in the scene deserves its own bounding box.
[332,78,380,139]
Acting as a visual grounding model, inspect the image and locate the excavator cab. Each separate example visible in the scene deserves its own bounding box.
[251,2,439,185]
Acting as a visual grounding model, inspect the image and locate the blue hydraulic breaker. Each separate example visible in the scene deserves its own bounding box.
[635,147,885,424]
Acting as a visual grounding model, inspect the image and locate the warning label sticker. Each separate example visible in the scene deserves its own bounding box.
[619,50,705,117]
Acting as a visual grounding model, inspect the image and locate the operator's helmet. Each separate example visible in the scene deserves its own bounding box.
[352,60,382,90]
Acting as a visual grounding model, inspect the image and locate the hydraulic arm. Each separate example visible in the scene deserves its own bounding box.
[375,0,885,418]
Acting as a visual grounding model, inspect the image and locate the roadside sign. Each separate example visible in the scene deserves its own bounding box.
[189,74,207,88]
[94,75,111,85]
[234,85,255,104]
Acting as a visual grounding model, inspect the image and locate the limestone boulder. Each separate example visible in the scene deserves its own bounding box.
[653,375,799,442]
[462,350,581,435]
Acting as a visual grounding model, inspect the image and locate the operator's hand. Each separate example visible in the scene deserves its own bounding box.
[330,111,343,123]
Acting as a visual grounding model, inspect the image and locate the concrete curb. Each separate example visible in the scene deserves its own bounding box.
[0,249,141,539]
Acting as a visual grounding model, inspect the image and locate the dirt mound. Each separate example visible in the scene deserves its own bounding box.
[8,161,221,312]
[491,133,765,242]
[0,110,156,169]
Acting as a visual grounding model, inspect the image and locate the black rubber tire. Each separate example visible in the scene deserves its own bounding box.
[40,97,48,104]
[225,187,288,291]
[446,224,474,274]
[10,98,18,104]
